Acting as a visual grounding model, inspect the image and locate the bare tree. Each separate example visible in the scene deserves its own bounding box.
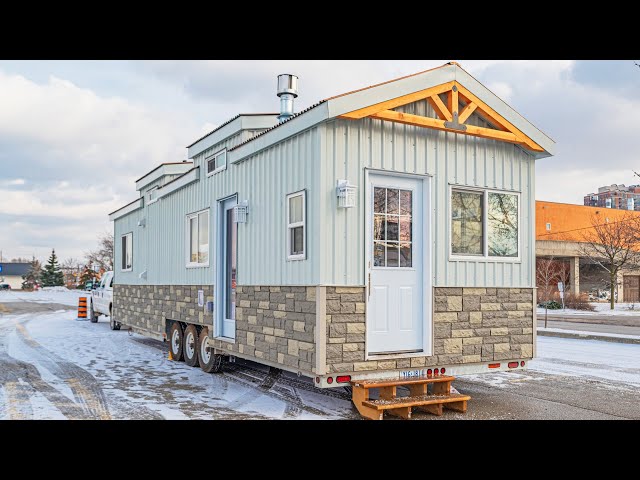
[85,232,114,272]
[536,256,563,327]
[577,212,640,309]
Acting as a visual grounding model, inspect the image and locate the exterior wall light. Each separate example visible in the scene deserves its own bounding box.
[336,180,357,208]
[234,200,249,223]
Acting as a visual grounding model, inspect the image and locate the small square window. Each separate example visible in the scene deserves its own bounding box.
[546,222,551,231]
[206,149,227,176]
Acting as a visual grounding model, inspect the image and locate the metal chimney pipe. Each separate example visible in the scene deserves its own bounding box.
[277,74,298,122]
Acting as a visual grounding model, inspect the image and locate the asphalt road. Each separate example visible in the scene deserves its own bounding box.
[1,298,638,420]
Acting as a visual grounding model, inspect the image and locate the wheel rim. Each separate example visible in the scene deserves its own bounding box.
[201,335,211,364]
[171,329,180,353]
[185,331,195,359]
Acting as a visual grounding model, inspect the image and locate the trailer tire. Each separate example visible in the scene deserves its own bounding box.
[197,327,223,374]
[89,301,98,323]
[183,324,199,367]
[169,322,184,361]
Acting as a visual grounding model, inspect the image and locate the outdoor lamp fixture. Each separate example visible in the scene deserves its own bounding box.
[137,218,146,228]
[336,180,357,208]
[139,270,147,280]
[234,201,249,224]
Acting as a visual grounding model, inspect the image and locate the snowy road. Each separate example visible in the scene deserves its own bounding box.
[1,290,639,420]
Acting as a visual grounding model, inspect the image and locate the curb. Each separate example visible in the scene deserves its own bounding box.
[537,330,640,345]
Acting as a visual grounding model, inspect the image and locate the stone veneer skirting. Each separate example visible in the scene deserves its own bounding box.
[325,286,534,373]
[114,284,533,376]
[113,284,213,336]
[213,286,316,373]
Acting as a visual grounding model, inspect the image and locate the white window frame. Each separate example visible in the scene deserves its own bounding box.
[147,186,160,205]
[206,148,227,176]
[121,232,133,272]
[186,208,210,268]
[449,185,521,262]
[286,190,306,261]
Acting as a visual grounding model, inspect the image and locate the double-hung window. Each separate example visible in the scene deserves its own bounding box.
[287,191,306,260]
[451,188,519,259]
[121,232,133,271]
[187,209,210,267]
[206,149,227,176]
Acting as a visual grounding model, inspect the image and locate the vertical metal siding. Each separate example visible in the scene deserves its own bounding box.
[113,127,320,286]
[320,99,536,288]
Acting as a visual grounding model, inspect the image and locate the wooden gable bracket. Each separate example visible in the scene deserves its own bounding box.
[339,81,543,152]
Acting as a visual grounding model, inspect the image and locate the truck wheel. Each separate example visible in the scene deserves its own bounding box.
[89,301,98,323]
[184,325,199,367]
[169,322,184,361]
[109,306,121,330]
[198,327,223,373]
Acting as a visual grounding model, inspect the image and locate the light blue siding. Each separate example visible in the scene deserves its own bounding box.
[319,99,536,288]
[114,127,320,286]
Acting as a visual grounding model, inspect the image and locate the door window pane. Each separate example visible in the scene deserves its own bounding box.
[372,187,413,268]
[451,190,483,255]
[400,242,412,267]
[488,192,518,257]
[226,208,237,320]
[387,189,399,214]
[374,188,386,213]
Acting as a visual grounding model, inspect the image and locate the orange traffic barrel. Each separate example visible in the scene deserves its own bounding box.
[76,296,88,321]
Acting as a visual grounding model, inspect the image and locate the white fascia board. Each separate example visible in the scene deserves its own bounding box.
[326,65,456,118]
[154,167,200,201]
[453,68,555,157]
[228,104,329,164]
[109,198,143,222]
[135,163,193,191]
[188,115,279,159]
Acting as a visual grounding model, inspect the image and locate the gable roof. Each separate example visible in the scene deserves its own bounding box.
[227,62,555,164]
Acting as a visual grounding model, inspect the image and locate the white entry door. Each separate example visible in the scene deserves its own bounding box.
[367,173,426,354]
[216,196,237,340]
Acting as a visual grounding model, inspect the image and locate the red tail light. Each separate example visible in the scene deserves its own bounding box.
[327,377,333,384]
[427,369,432,375]
[336,375,351,384]
[508,362,519,368]
[440,367,446,374]
[488,363,501,369]
[521,361,525,367]
[434,368,439,375]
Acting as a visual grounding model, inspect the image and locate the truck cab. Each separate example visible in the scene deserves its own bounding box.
[90,271,121,330]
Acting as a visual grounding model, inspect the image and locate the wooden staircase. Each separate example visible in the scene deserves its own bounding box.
[351,375,470,420]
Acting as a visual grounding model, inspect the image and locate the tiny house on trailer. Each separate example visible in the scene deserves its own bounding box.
[109,62,554,418]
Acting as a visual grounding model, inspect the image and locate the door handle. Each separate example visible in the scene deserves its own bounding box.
[368,272,371,300]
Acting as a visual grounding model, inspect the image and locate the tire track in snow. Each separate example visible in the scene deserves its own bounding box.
[14,320,112,419]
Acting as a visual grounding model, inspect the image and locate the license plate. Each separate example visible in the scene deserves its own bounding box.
[400,369,425,379]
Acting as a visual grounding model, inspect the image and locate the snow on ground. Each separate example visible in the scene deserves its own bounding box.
[536,302,640,316]
[0,292,354,420]
[0,289,85,306]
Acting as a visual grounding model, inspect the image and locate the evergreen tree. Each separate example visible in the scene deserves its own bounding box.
[41,249,64,287]
[21,257,43,290]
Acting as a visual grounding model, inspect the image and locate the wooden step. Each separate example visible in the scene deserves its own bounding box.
[362,393,471,419]
[351,375,455,389]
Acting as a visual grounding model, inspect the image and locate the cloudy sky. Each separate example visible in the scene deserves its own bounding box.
[0,60,637,263]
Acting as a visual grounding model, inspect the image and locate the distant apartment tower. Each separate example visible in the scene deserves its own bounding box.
[583,184,640,210]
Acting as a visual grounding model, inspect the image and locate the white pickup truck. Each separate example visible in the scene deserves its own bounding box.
[89,271,121,330]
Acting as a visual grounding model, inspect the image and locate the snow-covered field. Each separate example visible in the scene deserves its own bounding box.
[0,288,85,306]
[536,302,640,316]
